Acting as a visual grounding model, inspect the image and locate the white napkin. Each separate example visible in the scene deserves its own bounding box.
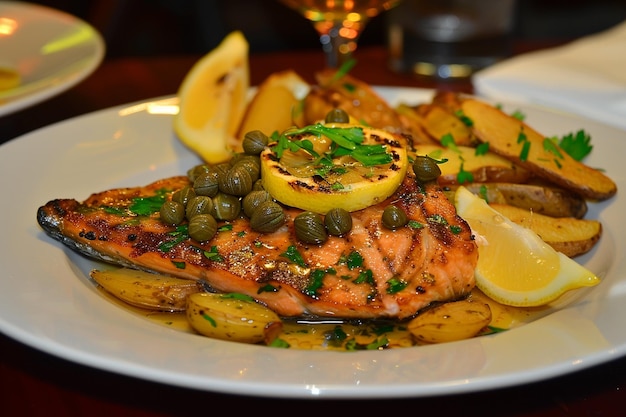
[473,20,626,131]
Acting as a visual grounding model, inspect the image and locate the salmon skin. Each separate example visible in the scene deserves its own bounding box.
[37,175,478,320]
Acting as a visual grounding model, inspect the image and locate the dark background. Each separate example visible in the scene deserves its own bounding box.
[27,0,626,58]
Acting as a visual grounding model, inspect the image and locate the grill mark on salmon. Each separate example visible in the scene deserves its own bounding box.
[37,175,478,319]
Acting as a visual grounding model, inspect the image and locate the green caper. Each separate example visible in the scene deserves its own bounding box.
[232,157,260,182]
[412,155,442,183]
[242,190,272,218]
[242,130,269,155]
[185,195,215,220]
[294,211,328,244]
[249,201,285,233]
[325,108,350,124]
[252,179,265,191]
[187,164,210,183]
[159,200,185,226]
[212,192,241,220]
[382,205,408,230]
[324,207,353,236]
[171,186,196,207]
[193,171,220,197]
[188,214,218,242]
[218,165,254,196]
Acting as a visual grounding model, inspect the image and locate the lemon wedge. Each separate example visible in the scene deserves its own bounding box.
[260,123,408,214]
[454,186,600,307]
[173,31,249,164]
[0,67,20,91]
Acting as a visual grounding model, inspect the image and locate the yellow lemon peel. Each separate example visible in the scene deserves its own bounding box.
[173,31,249,164]
[454,186,599,307]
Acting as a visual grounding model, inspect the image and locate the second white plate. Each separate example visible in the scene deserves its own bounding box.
[0,1,105,115]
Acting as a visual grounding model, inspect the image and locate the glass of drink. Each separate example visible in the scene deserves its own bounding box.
[278,0,401,68]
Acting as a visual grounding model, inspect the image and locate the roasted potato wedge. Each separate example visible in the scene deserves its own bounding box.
[414,144,531,185]
[90,268,202,311]
[186,293,283,344]
[237,70,310,138]
[407,299,492,344]
[446,182,588,218]
[395,103,441,145]
[302,69,404,133]
[490,203,602,257]
[455,98,617,200]
[409,103,477,146]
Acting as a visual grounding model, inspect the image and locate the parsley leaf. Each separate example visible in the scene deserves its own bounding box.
[558,129,593,161]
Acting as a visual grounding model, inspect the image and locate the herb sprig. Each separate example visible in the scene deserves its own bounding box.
[272,124,393,167]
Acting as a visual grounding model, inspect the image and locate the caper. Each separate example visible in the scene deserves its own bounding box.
[218,165,254,196]
[412,155,442,183]
[249,201,285,233]
[188,214,218,242]
[242,130,269,155]
[382,205,408,230]
[171,186,196,207]
[252,179,265,191]
[325,108,350,124]
[232,157,260,182]
[324,207,352,236]
[212,192,241,220]
[242,190,272,218]
[187,164,210,183]
[294,211,328,244]
[193,171,220,197]
[185,195,215,220]
[159,200,185,226]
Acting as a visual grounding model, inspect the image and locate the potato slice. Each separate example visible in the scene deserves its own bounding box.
[186,293,283,344]
[411,103,477,146]
[459,98,617,200]
[408,299,492,344]
[237,70,310,138]
[490,203,602,257]
[415,144,531,185]
[449,182,588,218]
[303,69,404,133]
[90,268,202,311]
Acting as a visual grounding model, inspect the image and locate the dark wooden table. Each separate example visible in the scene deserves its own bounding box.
[2,45,624,417]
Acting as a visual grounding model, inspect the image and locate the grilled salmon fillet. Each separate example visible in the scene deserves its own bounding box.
[37,174,478,319]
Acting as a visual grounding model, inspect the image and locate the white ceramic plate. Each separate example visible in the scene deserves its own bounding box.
[1,89,625,399]
[0,1,104,116]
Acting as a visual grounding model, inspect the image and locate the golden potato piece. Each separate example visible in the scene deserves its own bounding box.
[459,98,617,200]
[303,69,404,133]
[408,299,492,344]
[490,203,602,257]
[237,70,310,138]
[186,293,282,344]
[90,268,202,311]
[414,144,531,185]
[452,182,588,218]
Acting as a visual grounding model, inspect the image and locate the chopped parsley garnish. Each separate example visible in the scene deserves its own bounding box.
[280,245,307,268]
[129,189,169,215]
[274,124,393,167]
[556,129,593,161]
[159,225,189,252]
[386,277,408,294]
[203,246,223,262]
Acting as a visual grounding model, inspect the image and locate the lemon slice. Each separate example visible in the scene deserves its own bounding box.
[0,67,20,91]
[454,186,600,307]
[173,31,249,164]
[260,123,408,214]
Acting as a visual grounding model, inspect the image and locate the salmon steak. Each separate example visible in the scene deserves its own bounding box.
[37,174,478,320]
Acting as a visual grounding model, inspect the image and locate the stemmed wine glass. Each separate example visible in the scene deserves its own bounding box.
[278,0,401,68]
